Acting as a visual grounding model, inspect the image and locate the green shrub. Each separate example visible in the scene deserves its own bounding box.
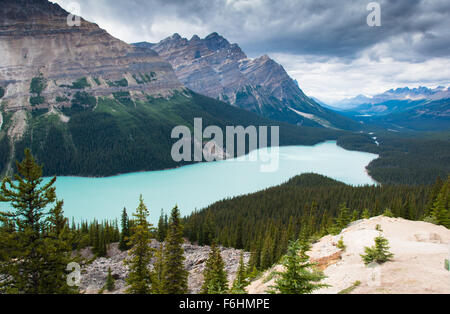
[30,95,45,106]
[70,77,90,89]
[113,91,134,107]
[30,75,46,94]
[107,78,128,87]
[336,236,346,250]
[56,96,69,103]
[360,235,394,265]
[0,86,4,98]
[71,91,96,109]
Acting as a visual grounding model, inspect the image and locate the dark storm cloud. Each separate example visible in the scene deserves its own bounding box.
[53,0,450,61]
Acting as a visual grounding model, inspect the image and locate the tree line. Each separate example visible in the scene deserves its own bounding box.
[183,173,449,271]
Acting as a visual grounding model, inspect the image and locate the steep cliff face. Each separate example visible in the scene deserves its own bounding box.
[144,33,359,130]
[0,0,182,112]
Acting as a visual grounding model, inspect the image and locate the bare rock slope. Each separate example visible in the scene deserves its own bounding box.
[79,241,249,294]
[248,216,450,294]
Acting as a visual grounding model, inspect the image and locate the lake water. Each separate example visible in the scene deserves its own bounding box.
[49,141,378,223]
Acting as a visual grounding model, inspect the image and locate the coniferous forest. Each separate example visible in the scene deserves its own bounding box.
[183,173,449,270]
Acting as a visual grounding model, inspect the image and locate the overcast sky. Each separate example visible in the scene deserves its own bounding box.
[52,0,450,103]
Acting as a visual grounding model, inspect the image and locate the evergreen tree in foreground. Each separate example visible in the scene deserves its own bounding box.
[157,209,168,242]
[124,196,154,294]
[360,234,394,265]
[119,207,130,251]
[162,206,188,294]
[269,239,327,294]
[230,252,249,294]
[151,243,165,294]
[106,267,115,292]
[430,177,449,228]
[201,242,228,294]
[0,149,75,294]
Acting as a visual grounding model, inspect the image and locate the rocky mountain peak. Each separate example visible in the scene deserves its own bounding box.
[0,0,182,112]
[204,32,230,50]
[148,32,357,130]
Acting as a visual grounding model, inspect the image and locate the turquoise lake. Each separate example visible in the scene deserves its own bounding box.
[48,141,378,223]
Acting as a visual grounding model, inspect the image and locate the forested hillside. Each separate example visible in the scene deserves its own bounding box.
[0,91,343,177]
[183,173,448,270]
[338,131,450,185]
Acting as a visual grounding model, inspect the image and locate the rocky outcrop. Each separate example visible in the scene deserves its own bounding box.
[248,216,450,294]
[0,0,183,112]
[78,241,249,294]
[141,33,358,130]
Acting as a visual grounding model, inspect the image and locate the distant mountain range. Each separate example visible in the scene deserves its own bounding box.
[134,34,360,130]
[325,86,450,131]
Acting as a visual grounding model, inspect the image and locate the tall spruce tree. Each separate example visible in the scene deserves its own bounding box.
[230,252,249,294]
[201,242,228,294]
[151,243,165,294]
[157,209,168,242]
[335,203,351,231]
[431,190,449,228]
[0,149,75,294]
[124,196,154,294]
[119,207,130,251]
[162,206,188,294]
[269,239,327,294]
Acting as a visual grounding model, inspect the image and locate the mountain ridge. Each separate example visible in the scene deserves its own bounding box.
[134,33,361,131]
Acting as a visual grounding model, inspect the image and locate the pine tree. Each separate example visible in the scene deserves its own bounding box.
[335,203,351,231]
[157,209,167,242]
[269,239,327,294]
[119,207,130,251]
[383,208,394,218]
[362,208,371,219]
[38,200,77,293]
[106,267,115,292]
[230,252,249,294]
[431,191,449,228]
[0,149,75,294]
[124,196,154,294]
[351,210,359,222]
[162,206,188,294]
[361,234,394,265]
[260,233,274,269]
[151,243,165,294]
[201,242,228,294]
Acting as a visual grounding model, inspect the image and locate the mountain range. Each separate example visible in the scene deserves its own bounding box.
[0,0,345,177]
[324,86,450,131]
[330,86,450,111]
[134,33,359,130]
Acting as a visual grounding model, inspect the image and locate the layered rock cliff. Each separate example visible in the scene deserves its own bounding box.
[139,33,359,130]
[0,0,183,112]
